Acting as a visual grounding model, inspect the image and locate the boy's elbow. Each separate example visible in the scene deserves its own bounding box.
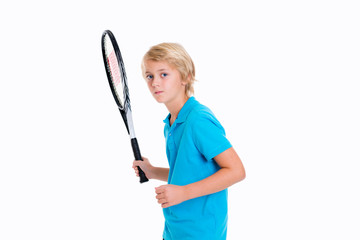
[234,165,246,183]
[239,169,246,182]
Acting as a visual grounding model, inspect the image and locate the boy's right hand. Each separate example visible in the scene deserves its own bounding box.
[133,157,153,179]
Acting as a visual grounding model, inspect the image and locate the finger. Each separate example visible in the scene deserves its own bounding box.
[133,161,142,168]
[161,202,170,208]
[155,186,165,194]
[132,162,138,169]
[133,166,139,175]
[157,198,167,204]
[134,156,148,165]
[156,193,164,200]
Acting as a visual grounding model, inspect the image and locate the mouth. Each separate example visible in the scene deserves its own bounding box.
[154,91,163,95]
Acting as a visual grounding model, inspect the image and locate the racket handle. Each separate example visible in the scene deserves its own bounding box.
[131,138,149,183]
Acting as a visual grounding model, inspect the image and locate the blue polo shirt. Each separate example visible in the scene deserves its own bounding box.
[162,97,232,240]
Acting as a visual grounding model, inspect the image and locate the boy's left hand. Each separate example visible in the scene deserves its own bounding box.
[155,184,187,208]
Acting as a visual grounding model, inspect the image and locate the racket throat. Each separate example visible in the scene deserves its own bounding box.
[125,110,136,139]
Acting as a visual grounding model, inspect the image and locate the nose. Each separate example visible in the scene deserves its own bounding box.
[152,76,160,87]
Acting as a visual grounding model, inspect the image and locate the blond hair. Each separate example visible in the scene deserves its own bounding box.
[141,43,196,97]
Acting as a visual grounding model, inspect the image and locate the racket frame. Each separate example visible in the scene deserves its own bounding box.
[101,30,148,183]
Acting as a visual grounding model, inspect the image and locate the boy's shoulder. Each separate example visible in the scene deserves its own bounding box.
[186,100,218,124]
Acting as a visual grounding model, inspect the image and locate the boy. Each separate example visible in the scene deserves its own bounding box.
[133,43,245,239]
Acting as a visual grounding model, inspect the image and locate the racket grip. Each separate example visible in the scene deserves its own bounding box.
[131,138,149,183]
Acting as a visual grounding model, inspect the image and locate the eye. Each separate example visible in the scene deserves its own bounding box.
[146,74,153,80]
[161,73,168,78]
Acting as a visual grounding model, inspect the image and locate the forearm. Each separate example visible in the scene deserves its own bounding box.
[155,148,245,208]
[150,166,169,182]
[184,148,245,200]
[184,167,243,201]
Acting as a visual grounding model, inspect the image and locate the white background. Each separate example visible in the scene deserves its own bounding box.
[1,0,359,239]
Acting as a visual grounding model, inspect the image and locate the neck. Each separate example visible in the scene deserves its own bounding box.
[165,95,190,125]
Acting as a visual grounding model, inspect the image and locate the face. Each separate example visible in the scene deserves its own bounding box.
[143,60,187,105]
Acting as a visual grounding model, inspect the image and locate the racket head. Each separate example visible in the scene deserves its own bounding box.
[101,30,129,111]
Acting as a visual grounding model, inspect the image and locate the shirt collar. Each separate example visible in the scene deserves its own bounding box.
[163,97,197,125]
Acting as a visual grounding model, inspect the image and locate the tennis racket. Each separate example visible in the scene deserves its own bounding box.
[101,30,148,183]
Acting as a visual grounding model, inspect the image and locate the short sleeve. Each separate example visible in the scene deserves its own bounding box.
[191,112,232,161]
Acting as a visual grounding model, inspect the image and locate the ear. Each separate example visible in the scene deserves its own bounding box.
[181,74,191,86]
